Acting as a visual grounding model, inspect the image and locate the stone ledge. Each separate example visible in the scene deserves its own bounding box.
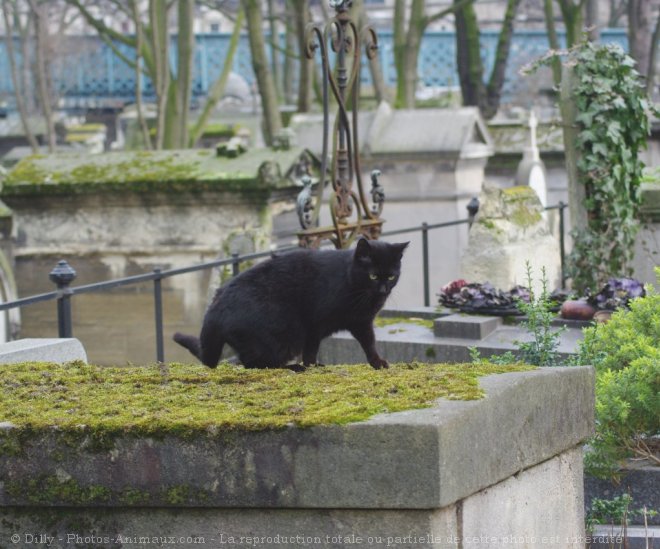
[0,338,87,365]
[0,367,594,509]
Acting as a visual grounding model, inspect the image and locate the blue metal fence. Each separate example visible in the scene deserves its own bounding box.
[0,29,627,102]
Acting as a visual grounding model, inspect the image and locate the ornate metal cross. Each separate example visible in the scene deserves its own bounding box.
[295,0,385,249]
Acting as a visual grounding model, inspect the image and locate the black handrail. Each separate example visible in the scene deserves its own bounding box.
[0,203,568,362]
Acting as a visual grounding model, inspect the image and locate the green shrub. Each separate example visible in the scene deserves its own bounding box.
[577,274,660,478]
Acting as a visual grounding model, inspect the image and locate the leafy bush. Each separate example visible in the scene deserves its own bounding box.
[577,275,660,478]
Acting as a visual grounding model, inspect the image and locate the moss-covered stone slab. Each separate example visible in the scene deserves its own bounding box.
[1,148,315,196]
[0,363,594,509]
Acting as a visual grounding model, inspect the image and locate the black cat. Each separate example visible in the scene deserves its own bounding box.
[173,238,408,370]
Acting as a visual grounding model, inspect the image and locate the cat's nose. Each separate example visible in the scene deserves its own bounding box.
[378,285,389,295]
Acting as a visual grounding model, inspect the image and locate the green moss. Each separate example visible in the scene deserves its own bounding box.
[1,148,311,197]
[6,476,111,505]
[198,123,235,139]
[165,485,210,505]
[510,205,542,227]
[374,316,434,329]
[67,124,106,133]
[478,218,497,230]
[119,488,152,506]
[502,185,537,200]
[4,476,214,506]
[0,362,532,438]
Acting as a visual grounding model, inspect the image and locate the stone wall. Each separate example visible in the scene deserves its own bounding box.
[0,366,595,548]
[1,148,314,364]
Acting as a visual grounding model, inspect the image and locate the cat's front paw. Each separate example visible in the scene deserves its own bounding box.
[370,357,389,370]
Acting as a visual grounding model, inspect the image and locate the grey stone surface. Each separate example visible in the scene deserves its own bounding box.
[460,183,562,294]
[1,506,459,549]
[0,367,594,509]
[433,314,501,339]
[319,319,583,365]
[0,448,588,548]
[0,338,87,364]
[461,447,585,546]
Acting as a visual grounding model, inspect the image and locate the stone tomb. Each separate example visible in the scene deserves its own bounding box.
[1,147,318,364]
[0,366,594,548]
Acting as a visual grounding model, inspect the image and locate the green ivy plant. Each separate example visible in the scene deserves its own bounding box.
[524,41,656,293]
[568,42,653,293]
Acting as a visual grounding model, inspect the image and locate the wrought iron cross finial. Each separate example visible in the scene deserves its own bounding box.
[295,0,385,249]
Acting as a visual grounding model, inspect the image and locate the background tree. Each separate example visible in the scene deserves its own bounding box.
[393,0,474,108]
[453,0,522,119]
[626,0,660,95]
[1,0,80,152]
[1,0,39,151]
[242,0,282,145]
[67,0,242,150]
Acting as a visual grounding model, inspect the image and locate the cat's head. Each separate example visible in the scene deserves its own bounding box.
[352,238,409,297]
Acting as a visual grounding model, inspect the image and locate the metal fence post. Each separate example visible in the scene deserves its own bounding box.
[466,197,480,227]
[49,260,76,338]
[422,222,430,307]
[558,201,567,287]
[153,268,164,363]
[231,252,240,277]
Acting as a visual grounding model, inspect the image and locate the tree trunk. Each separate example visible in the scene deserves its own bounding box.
[627,0,653,77]
[585,0,600,42]
[400,0,425,108]
[393,0,407,107]
[543,0,562,87]
[267,0,282,98]
[354,0,388,103]
[647,8,660,96]
[292,0,312,112]
[559,64,587,237]
[2,0,39,151]
[190,8,245,147]
[174,0,194,148]
[27,0,56,152]
[454,0,485,109]
[131,0,152,150]
[482,0,522,119]
[243,0,282,145]
[557,0,584,48]
[149,0,170,150]
[283,0,296,105]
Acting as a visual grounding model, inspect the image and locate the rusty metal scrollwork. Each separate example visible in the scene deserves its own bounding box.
[295,0,385,249]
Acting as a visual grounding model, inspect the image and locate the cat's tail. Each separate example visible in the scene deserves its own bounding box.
[173,332,202,361]
[173,331,224,368]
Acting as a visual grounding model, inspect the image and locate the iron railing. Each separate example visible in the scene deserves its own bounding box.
[0,202,567,363]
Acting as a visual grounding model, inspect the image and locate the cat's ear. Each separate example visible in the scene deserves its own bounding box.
[392,241,409,258]
[355,237,372,261]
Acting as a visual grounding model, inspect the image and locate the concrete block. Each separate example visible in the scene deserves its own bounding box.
[0,338,87,364]
[433,314,501,339]
[0,367,594,510]
[1,506,459,549]
[461,447,585,546]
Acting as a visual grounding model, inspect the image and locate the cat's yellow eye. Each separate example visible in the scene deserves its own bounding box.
[369,274,378,280]
[388,275,396,281]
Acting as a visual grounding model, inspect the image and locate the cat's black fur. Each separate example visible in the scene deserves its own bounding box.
[173,238,408,370]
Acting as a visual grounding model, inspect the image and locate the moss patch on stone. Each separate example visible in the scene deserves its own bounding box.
[0,361,533,437]
[1,148,309,196]
[374,316,434,329]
